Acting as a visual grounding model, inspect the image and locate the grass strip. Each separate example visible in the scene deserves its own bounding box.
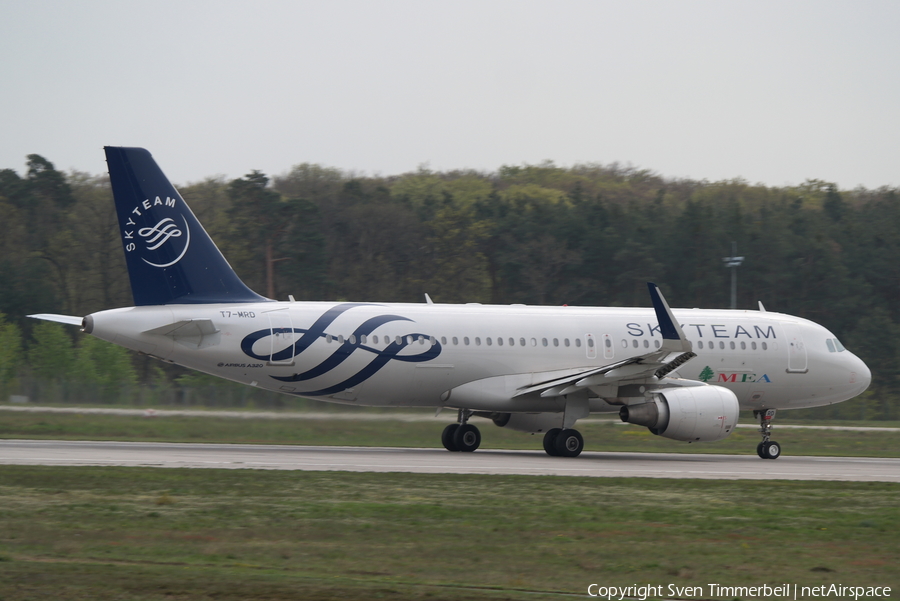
[2,411,899,456]
[0,466,897,600]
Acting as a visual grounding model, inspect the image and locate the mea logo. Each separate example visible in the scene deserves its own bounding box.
[123,196,191,268]
[699,365,771,384]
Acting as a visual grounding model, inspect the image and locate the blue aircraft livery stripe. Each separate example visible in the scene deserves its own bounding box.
[288,334,442,396]
[240,303,373,361]
[274,314,414,382]
[239,303,442,396]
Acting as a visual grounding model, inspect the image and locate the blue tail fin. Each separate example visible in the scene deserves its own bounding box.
[105,146,268,306]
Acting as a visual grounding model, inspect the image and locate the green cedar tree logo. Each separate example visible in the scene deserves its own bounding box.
[698,366,714,382]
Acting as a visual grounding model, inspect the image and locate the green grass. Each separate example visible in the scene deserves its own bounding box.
[0,466,898,600]
[2,411,900,457]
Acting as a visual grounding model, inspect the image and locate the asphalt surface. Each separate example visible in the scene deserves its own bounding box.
[2,439,898,482]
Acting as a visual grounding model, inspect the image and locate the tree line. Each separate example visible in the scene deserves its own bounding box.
[1,155,898,418]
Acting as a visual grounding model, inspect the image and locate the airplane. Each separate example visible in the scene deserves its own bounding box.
[30,147,872,460]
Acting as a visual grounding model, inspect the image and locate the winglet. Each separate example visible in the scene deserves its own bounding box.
[647,283,692,352]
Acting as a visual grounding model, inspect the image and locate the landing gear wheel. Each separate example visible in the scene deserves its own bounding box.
[554,429,584,458]
[761,440,781,460]
[754,409,780,459]
[441,424,460,452]
[453,423,481,452]
[543,428,562,456]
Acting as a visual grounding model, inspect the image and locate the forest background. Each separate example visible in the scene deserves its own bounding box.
[1,154,898,420]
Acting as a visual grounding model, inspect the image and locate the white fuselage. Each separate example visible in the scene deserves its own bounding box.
[86,301,871,414]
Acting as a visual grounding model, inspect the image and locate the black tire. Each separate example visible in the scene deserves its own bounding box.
[554,429,584,458]
[543,428,562,456]
[441,424,460,452]
[762,440,781,460]
[453,423,481,452]
[756,442,766,458]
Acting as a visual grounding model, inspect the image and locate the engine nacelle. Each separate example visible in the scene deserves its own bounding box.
[490,412,562,433]
[619,385,739,442]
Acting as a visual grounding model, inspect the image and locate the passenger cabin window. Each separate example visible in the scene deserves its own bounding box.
[520,338,526,347]
[497,337,503,346]
[762,342,768,350]
[565,338,571,347]
[575,339,582,348]
[452,337,459,345]
[486,337,492,346]
[632,340,638,348]
[542,338,548,347]
[464,337,470,345]
[509,338,515,346]
[730,341,735,350]
[441,336,447,345]
[531,338,537,347]
[553,338,559,347]
[751,341,757,350]
[654,340,660,349]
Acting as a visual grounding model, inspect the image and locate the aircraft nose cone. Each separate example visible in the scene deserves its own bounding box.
[851,355,872,394]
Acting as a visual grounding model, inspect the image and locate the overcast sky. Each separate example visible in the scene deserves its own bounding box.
[2,0,898,189]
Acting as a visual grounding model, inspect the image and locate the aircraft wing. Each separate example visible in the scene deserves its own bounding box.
[515,283,696,399]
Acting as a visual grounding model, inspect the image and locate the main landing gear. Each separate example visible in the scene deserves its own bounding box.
[542,428,585,458]
[441,409,481,452]
[755,409,781,459]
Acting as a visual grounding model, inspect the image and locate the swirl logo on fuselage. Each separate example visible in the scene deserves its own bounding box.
[240,303,441,396]
[122,196,192,268]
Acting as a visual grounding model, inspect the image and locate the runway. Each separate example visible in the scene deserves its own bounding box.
[2,439,898,482]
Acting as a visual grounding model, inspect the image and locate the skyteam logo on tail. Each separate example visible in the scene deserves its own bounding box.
[123,196,192,268]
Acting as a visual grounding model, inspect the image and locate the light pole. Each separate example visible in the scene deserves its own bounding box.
[722,242,744,310]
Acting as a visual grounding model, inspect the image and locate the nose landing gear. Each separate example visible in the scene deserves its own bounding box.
[755,409,781,459]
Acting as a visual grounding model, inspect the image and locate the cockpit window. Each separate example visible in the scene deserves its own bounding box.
[826,339,836,353]
[834,338,846,352]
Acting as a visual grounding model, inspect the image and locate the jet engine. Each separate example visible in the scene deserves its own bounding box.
[619,385,739,442]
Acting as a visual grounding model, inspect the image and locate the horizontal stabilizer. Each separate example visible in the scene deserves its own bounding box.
[27,314,83,327]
